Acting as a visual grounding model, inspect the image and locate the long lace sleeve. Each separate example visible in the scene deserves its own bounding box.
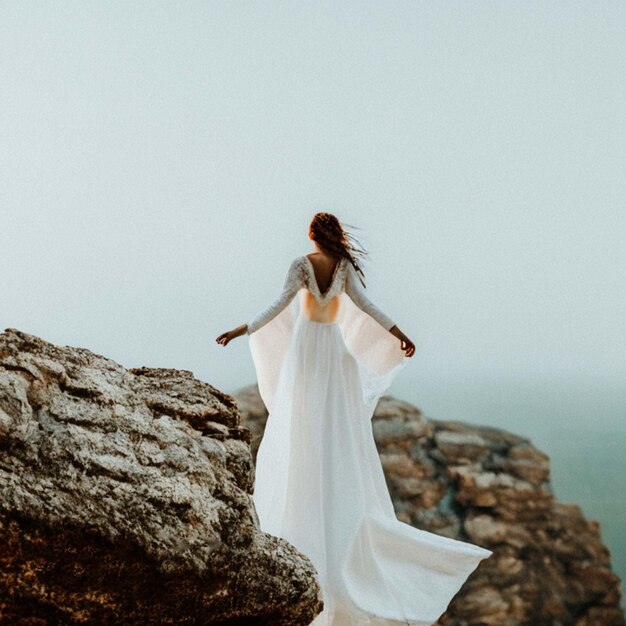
[246,257,303,335]
[344,262,396,332]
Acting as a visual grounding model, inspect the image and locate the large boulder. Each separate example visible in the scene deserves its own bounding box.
[235,385,625,626]
[0,329,323,626]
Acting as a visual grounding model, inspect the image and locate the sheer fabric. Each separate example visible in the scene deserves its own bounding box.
[247,255,492,625]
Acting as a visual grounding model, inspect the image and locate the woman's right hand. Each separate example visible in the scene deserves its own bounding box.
[215,324,247,347]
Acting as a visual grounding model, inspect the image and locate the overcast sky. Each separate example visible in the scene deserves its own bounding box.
[1,0,624,410]
[1,0,625,592]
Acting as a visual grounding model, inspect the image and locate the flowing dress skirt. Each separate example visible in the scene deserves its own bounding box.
[251,314,492,626]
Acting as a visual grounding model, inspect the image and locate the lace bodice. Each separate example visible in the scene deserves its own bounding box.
[246,255,396,335]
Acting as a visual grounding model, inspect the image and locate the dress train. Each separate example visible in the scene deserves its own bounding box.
[251,313,491,626]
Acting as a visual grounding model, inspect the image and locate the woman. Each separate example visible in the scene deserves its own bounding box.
[216,213,492,625]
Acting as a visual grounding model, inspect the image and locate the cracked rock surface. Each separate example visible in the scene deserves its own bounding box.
[0,329,322,626]
[235,385,625,626]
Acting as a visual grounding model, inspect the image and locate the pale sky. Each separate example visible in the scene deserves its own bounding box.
[1,2,625,576]
[2,1,624,395]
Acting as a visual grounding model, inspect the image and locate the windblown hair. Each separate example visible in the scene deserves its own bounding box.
[309,212,369,288]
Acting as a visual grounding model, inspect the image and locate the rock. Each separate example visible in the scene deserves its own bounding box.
[0,329,323,625]
[235,385,626,626]
[434,430,490,463]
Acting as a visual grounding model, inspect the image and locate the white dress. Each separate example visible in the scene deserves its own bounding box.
[246,255,492,626]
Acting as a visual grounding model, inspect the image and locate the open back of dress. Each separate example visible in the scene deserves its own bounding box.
[248,255,409,418]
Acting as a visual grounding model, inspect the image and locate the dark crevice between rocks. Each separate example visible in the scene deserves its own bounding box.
[0,362,39,381]
[58,380,105,401]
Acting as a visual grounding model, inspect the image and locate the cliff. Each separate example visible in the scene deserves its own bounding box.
[0,327,623,626]
[235,385,625,626]
[0,329,322,625]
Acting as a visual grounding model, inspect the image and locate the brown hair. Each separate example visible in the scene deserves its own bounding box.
[308,212,369,288]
